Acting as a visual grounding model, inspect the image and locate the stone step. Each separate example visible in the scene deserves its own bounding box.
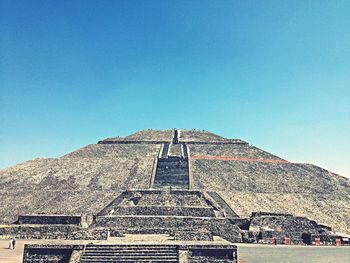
[155,175,188,179]
[81,255,177,259]
[81,259,178,262]
[153,177,189,182]
[81,255,178,261]
[83,248,177,251]
[82,253,177,256]
[80,244,179,262]
[83,254,177,257]
[154,180,189,185]
[153,186,189,190]
[154,172,188,176]
[80,260,177,263]
[154,178,188,182]
[169,144,182,157]
[157,158,187,163]
[156,167,188,172]
[154,180,188,185]
[156,172,188,175]
[83,251,177,255]
[86,244,176,250]
[155,172,188,175]
[158,161,188,167]
[85,245,177,249]
[154,170,188,174]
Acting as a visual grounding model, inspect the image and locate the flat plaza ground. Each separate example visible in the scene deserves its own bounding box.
[236,244,350,263]
[1,238,350,263]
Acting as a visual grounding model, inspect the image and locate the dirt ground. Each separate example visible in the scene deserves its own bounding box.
[0,240,24,263]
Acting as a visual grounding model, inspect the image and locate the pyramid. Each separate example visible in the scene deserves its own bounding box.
[1,129,349,261]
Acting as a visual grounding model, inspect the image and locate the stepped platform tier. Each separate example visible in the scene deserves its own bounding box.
[96,189,239,219]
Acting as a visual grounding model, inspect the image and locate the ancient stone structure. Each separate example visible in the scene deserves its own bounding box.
[1,129,349,262]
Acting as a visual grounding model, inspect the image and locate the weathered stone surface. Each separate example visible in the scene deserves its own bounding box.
[94,215,243,242]
[17,215,83,225]
[1,129,349,240]
[0,225,120,240]
[192,160,349,194]
[173,229,213,241]
[23,244,80,263]
[190,144,283,159]
[218,192,350,236]
[0,156,154,223]
[64,143,160,158]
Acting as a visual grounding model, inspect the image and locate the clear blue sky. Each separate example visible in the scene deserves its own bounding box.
[1,0,349,177]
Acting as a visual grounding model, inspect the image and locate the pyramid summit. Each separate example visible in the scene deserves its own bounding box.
[99,129,246,143]
[1,129,349,261]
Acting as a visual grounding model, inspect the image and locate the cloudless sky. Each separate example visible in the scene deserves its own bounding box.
[1,0,349,177]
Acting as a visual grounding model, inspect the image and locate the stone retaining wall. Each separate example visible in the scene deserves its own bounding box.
[18,215,83,225]
[247,213,333,244]
[173,229,213,241]
[98,140,246,145]
[0,225,119,240]
[95,216,243,242]
[113,206,216,217]
[179,244,237,263]
[23,244,81,263]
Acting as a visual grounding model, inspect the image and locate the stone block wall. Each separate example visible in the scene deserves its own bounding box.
[18,215,83,225]
[173,229,213,241]
[179,244,237,263]
[23,244,81,263]
[247,213,335,244]
[0,225,119,240]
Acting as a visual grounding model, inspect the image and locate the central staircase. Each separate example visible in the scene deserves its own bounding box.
[153,157,189,189]
[79,244,178,263]
[153,129,190,189]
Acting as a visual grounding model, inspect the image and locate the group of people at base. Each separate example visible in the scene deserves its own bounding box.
[8,238,16,249]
